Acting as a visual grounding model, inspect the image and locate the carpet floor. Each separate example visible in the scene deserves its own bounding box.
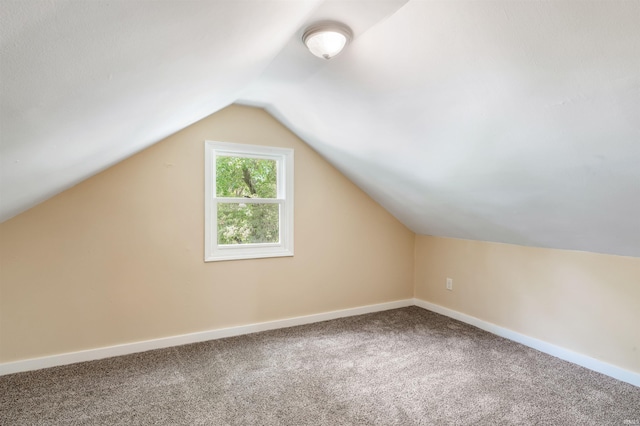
[1,307,639,425]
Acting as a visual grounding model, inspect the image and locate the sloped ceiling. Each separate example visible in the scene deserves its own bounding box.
[1,1,639,257]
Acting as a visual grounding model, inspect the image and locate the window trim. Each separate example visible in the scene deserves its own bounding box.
[204,141,294,262]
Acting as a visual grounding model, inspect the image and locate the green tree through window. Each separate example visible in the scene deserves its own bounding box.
[216,156,277,198]
[205,141,293,262]
[216,156,278,245]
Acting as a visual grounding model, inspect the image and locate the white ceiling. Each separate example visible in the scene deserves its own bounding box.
[1,0,639,257]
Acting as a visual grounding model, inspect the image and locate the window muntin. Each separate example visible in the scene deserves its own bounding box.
[205,141,293,261]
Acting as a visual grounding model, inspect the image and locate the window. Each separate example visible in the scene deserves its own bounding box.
[204,141,294,261]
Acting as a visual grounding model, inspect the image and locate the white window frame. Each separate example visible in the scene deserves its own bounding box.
[204,141,294,262]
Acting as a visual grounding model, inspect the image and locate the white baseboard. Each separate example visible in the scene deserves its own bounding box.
[412,298,640,388]
[0,299,413,376]
[3,297,638,388]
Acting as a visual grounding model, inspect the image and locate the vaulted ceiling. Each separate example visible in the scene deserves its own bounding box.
[1,0,639,257]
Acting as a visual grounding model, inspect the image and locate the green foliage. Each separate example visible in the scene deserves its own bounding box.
[216,156,277,198]
[217,203,279,245]
[216,155,279,245]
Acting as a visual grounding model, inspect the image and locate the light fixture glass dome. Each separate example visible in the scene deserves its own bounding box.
[303,22,352,60]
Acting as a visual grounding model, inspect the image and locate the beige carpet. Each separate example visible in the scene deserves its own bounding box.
[1,307,639,425]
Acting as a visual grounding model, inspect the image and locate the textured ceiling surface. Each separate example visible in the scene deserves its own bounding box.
[0,0,321,221]
[1,1,639,257]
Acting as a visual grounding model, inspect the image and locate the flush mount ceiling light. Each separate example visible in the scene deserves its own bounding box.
[302,21,353,60]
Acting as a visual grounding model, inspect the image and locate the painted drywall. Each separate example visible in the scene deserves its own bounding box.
[243,0,640,258]
[0,105,415,363]
[0,0,323,222]
[414,236,640,373]
[4,1,640,258]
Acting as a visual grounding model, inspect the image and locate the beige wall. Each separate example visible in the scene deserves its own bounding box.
[2,104,638,377]
[414,235,640,372]
[0,105,415,363]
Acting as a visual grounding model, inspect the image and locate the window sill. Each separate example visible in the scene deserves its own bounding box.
[204,249,294,262]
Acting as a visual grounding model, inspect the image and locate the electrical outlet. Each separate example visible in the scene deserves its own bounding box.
[446,278,453,291]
